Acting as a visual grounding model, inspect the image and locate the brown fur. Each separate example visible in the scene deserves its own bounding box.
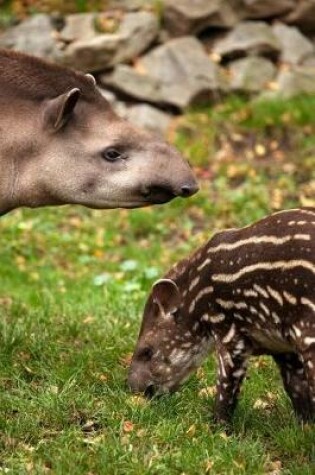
[0,49,96,101]
[129,208,315,424]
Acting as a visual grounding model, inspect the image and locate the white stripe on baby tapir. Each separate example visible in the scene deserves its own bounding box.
[259,301,270,316]
[253,284,269,299]
[222,324,236,344]
[267,286,283,306]
[288,220,315,226]
[197,257,211,271]
[272,312,281,324]
[304,337,315,345]
[212,260,315,283]
[298,209,315,217]
[169,349,191,366]
[209,313,226,323]
[243,289,258,298]
[195,286,214,303]
[206,233,311,254]
[292,325,302,337]
[189,275,200,291]
[301,297,315,313]
[283,291,297,305]
[216,299,247,310]
[257,312,266,322]
[189,299,196,314]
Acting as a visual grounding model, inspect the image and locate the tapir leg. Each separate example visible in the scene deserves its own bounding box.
[273,352,313,421]
[214,339,251,424]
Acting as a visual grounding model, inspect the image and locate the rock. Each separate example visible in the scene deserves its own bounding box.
[114,12,159,63]
[260,66,315,99]
[163,0,240,36]
[102,37,227,110]
[302,55,315,68]
[0,14,59,59]
[139,36,228,110]
[213,21,281,60]
[272,23,314,65]
[59,11,159,72]
[229,56,276,92]
[100,64,162,103]
[242,0,295,19]
[107,0,156,10]
[284,0,315,32]
[126,104,172,135]
[58,13,96,43]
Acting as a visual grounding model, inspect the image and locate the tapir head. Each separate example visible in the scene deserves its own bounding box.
[13,77,198,210]
[0,47,199,213]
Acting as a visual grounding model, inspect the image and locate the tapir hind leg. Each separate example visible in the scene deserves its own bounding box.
[288,315,315,421]
[273,352,313,421]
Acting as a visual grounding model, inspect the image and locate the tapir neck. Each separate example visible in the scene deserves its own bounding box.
[0,140,59,215]
[0,157,39,215]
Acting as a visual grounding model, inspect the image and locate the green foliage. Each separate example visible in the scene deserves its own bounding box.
[0,96,314,473]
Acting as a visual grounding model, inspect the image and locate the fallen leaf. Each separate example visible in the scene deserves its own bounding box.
[123,421,134,433]
[198,386,216,398]
[204,460,214,473]
[129,395,147,406]
[264,460,282,475]
[120,353,133,367]
[255,144,266,157]
[186,424,196,436]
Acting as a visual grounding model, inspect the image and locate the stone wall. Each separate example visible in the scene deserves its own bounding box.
[1,0,315,134]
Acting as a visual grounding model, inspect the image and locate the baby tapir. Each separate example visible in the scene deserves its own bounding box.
[128,208,315,424]
[0,49,198,215]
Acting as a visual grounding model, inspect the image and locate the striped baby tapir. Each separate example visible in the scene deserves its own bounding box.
[128,208,315,424]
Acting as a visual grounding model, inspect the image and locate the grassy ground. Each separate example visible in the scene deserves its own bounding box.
[0,96,314,474]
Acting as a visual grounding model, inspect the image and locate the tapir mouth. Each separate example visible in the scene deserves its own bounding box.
[141,185,176,205]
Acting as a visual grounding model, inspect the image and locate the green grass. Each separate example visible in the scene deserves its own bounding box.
[0,96,314,473]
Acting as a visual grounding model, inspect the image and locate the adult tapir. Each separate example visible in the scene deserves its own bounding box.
[0,49,198,215]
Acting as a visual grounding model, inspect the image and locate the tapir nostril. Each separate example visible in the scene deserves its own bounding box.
[180,183,199,198]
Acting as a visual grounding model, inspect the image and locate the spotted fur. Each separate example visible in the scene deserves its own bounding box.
[128,208,315,424]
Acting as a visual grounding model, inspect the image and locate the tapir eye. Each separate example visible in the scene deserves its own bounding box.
[102,147,122,162]
[172,309,181,324]
[138,347,153,362]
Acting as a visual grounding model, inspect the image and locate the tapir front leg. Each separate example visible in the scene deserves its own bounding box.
[214,338,251,424]
[273,353,313,421]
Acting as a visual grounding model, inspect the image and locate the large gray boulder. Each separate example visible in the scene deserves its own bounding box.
[163,0,240,36]
[0,14,59,59]
[276,66,315,98]
[272,23,314,65]
[260,65,315,99]
[100,64,163,103]
[242,0,295,19]
[58,13,96,43]
[126,104,172,136]
[102,37,228,110]
[213,21,281,60]
[58,11,159,72]
[229,56,276,92]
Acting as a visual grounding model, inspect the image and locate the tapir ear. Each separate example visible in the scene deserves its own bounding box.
[85,73,96,86]
[44,88,81,131]
[152,279,180,316]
